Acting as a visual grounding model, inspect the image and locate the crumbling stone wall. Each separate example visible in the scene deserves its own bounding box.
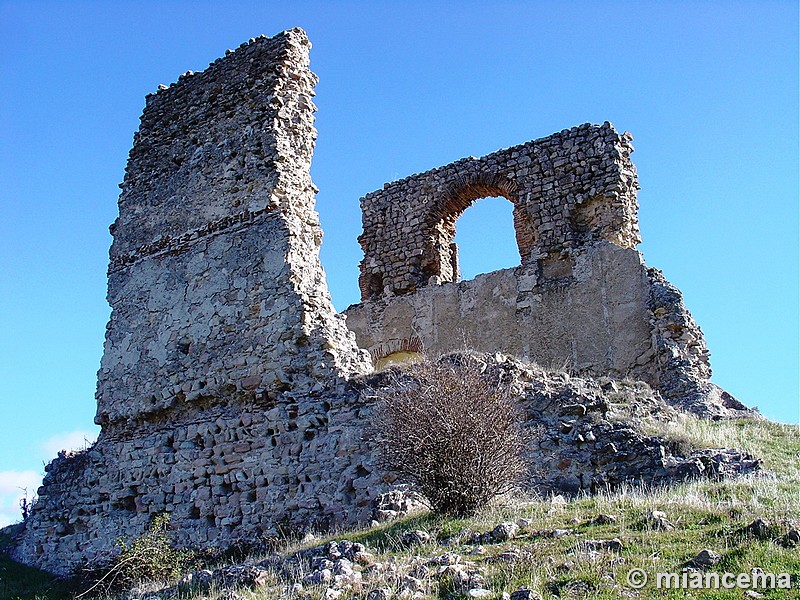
[97,28,368,426]
[13,30,751,577]
[15,29,384,575]
[346,125,747,417]
[357,123,639,300]
[347,241,655,380]
[17,388,385,575]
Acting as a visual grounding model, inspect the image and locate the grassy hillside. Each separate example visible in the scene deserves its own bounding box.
[2,417,798,600]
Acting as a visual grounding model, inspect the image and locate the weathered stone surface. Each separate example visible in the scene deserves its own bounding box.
[645,510,674,531]
[399,530,433,547]
[690,548,723,569]
[344,123,754,419]
[355,123,639,301]
[510,589,543,600]
[11,28,756,577]
[14,28,373,576]
[491,521,519,542]
[96,28,369,427]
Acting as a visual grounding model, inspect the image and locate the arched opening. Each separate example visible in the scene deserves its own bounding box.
[374,351,424,372]
[421,173,536,286]
[370,337,425,372]
[453,196,519,281]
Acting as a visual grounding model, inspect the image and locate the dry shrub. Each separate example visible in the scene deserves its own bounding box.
[370,356,530,516]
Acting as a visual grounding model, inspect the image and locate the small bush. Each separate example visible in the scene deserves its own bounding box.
[370,356,530,516]
[81,513,192,595]
[117,513,191,583]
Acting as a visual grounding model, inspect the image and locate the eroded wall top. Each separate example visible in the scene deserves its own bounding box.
[109,28,319,268]
[357,123,639,301]
[96,29,369,427]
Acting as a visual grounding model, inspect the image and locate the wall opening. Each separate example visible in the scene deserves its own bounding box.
[421,174,535,286]
[453,197,519,280]
[374,351,424,372]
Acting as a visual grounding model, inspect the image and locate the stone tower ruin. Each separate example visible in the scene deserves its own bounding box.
[15,29,380,575]
[12,28,750,575]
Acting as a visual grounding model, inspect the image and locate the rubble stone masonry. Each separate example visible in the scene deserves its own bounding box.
[15,29,380,575]
[346,124,744,417]
[13,29,750,576]
[355,123,640,301]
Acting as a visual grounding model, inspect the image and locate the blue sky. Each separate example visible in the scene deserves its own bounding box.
[0,1,797,526]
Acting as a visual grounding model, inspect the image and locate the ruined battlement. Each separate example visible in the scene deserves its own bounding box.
[112,28,318,264]
[357,122,639,300]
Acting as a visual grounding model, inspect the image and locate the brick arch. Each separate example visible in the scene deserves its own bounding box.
[357,123,640,301]
[369,336,424,363]
[421,173,536,285]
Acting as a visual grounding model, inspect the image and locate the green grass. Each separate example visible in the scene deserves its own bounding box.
[0,529,74,600]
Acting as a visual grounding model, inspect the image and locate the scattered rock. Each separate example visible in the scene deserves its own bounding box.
[556,560,576,572]
[179,569,213,591]
[779,528,800,548]
[645,510,674,531]
[438,564,470,587]
[515,517,534,529]
[326,541,343,560]
[592,513,617,525]
[488,549,522,563]
[400,529,432,547]
[428,552,462,566]
[743,518,772,540]
[353,551,376,566]
[561,580,592,596]
[367,588,393,600]
[510,589,543,600]
[304,568,332,585]
[311,557,335,571]
[467,589,492,598]
[215,565,271,589]
[323,588,343,600]
[574,538,623,553]
[532,527,571,539]
[689,548,722,569]
[333,558,355,575]
[401,575,425,592]
[469,573,487,589]
[492,521,519,542]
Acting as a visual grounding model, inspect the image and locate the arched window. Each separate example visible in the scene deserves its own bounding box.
[421,173,536,286]
[453,196,519,281]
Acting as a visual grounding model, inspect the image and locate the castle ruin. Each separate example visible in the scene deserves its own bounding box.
[12,29,750,575]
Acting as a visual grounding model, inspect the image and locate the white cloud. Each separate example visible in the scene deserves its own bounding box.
[0,430,100,527]
[41,429,98,459]
[0,470,41,528]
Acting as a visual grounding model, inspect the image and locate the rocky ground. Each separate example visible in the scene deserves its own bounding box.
[2,417,798,600]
